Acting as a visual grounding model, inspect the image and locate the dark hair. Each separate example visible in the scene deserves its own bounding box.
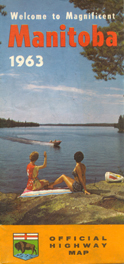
[74,151,84,163]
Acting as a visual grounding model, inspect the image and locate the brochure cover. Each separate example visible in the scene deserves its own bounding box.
[0,0,124,263]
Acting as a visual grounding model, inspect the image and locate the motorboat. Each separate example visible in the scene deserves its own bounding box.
[49,140,62,147]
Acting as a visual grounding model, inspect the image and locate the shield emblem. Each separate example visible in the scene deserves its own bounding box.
[13,233,39,260]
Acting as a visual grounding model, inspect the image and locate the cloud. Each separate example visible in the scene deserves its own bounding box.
[0,73,19,77]
[109,87,123,91]
[24,84,124,107]
[24,84,96,96]
[104,86,123,91]
[103,94,123,98]
[94,93,124,105]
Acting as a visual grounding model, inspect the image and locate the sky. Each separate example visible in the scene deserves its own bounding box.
[0,0,123,124]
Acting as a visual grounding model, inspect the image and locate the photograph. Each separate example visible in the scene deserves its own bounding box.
[0,0,124,263]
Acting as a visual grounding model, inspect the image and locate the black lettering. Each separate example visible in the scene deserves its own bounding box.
[94,236,99,241]
[74,243,79,248]
[102,236,107,240]
[93,243,99,248]
[69,251,75,255]
[83,243,91,248]
[84,251,89,255]
[79,236,85,241]
[65,244,70,248]
[102,243,107,248]
[50,244,55,248]
[77,251,82,255]
[50,236,55,241]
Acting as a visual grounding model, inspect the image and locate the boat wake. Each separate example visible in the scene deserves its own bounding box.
[0,136,54,146]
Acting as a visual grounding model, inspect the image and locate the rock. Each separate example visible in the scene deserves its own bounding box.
[0,181,124,225]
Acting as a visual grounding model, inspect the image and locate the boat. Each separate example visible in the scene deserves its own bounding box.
[105,172,124,182]
[49,140,62,147]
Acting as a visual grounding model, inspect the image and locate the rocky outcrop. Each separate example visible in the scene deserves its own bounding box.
[0,181,124,225]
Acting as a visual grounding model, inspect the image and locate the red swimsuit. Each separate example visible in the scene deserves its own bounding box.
[26,163,43,190]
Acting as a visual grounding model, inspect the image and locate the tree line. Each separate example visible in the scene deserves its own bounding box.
[0,118,40,128]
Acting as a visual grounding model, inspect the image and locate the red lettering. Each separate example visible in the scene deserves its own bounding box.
[8,25,117,49]
[8,25,30,47]
[92,25,104,47]
[46,31,58,47]
[78,31,90,47]
[32,31,44,47]
[106,31,117,46]
[67,27,76,47]
[60,24,66,47]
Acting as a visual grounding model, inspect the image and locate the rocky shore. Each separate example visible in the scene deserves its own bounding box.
[0,181,124,225]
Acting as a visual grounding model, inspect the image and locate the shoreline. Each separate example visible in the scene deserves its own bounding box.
[40,123,116,127]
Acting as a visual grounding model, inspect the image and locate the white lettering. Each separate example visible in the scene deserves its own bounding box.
[10,12,18,20]
[19,14,23,20]
[31,14,35,20]
[66,12,73,19]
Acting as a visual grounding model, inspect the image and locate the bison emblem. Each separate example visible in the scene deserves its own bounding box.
[15,241,37,255]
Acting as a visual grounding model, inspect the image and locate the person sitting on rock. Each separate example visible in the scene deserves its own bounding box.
[26,151,49,191]
[48,151,90,194]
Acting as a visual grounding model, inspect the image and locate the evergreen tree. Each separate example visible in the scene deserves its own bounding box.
[0,5,7,44]
[0,5,7,16]
[69,0,123,22]
[118,115,124,132]
[69,0,124,80]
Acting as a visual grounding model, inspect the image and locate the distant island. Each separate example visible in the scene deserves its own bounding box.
[0,118,40,128]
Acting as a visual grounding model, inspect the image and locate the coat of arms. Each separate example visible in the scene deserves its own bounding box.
[13,233,39,260]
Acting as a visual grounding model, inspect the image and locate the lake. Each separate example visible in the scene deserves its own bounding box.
[0,126,124,193]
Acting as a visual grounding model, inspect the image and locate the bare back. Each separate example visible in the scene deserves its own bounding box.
[73,162,86,185]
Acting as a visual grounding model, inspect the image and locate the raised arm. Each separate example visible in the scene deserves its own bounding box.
[37,151,47,170]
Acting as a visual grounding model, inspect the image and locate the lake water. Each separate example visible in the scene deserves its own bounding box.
[0,126,124,193]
